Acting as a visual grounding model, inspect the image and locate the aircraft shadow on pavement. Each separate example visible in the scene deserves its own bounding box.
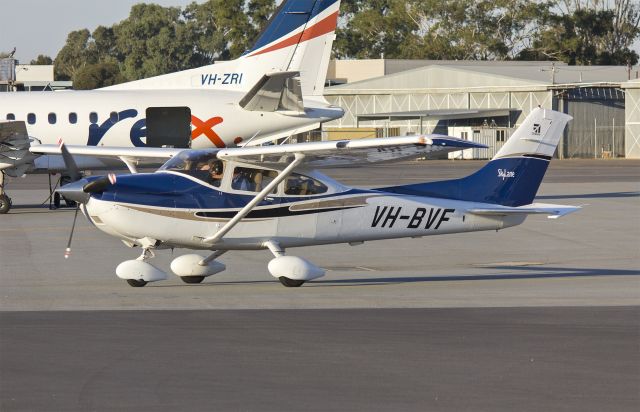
[536,191,639,200]
[309,266,640,287]
[150,266,639,288]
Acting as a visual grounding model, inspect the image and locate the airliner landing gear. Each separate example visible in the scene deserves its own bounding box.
[53,175,78,208]
[0,172,11,214]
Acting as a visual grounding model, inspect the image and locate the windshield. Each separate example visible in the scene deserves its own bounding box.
[159,150,224,187]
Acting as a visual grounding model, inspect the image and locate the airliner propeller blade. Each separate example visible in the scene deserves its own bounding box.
[57,138,81,182]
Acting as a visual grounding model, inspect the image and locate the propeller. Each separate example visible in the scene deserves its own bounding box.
[57,139,119,258]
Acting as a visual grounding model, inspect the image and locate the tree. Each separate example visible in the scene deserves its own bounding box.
[55,29,97,80]
[518,0,640,64]
[30,55,53,65]
[73,62,127,90]
[334,0,549,60]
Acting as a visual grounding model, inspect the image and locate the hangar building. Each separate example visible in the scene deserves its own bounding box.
[322,60,638,159]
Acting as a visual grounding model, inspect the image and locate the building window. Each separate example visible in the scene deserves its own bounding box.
[89,112,98,124]
[6,113,15,120]
[27,113,36,125]
[48,113,57,125]
[110,112,118,123]
[460,131,468,140]
[496,129,506,142]
[69,113,77,124]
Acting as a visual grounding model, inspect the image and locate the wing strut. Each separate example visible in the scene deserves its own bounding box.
[202,153,305,245]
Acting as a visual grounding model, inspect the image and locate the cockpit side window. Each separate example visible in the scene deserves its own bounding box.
[231,167,278,193]
[158,150,224,187]
[284,173,328,196]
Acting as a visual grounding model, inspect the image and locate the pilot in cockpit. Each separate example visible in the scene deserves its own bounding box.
[207,161,224,187]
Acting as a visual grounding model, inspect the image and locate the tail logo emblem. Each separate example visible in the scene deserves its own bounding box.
[498,169,515,180]
[532,124,541,135]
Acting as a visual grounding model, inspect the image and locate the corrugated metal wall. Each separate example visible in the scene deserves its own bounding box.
[563,88,625,158]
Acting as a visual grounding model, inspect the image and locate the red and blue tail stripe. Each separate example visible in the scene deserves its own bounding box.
[246,0,339,57]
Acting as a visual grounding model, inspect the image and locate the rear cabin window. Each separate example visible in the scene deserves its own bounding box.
[284,173,328,196]
[6,113,15,120]
[48,113,57,124]
[69,113,77,124]
[110,112,118,123]
[89,112,98,123]
[231,167,278,193]
[27,113,36,124]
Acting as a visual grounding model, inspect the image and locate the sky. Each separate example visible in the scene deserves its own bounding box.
[1,0,639,63]
[0,0,206,63]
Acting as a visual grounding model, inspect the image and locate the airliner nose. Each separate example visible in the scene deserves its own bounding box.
[56,179,90,204]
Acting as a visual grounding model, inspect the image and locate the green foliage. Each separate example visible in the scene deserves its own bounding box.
[54,0,276,87]
[518,1,640,65]
[73,62,127,90]
[335,0,639,64]
[30,55,53,65]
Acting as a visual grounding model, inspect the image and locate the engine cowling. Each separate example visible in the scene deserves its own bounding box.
[170,254,226,278]
[267,256,325,281]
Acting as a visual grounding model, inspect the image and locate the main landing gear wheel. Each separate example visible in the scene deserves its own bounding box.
[0,194,11,214]
[278,277,305,288]
[126,279,148,288]
[181,276,205,284]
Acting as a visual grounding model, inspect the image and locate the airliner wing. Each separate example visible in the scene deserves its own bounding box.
[1,121,36,171]
[218,135,486,167]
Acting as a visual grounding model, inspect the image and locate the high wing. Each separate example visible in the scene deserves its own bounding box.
[218,135,486,167]
[29,144,182,173]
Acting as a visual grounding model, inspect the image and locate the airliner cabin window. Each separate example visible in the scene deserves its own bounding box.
[27,113,36,124]
[6,113,15,120]
[110,112,118,123]
[284,173,328,196]
[48,113,57,124]
[232,167,278,193]
[158,150,225,187]
[89,112,98,124]
[69,113,77,124]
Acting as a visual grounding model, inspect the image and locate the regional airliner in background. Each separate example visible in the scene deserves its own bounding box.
[52,108,579,288]
[0,0,344,213]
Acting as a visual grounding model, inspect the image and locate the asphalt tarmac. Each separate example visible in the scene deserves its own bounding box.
[1,159,639,411]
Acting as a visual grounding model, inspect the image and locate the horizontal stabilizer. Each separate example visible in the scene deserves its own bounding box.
[469,203,581,219]
[239,71,304,113]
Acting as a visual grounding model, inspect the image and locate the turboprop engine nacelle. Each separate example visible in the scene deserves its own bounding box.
[268,256,325,281]
[170,254,226,278]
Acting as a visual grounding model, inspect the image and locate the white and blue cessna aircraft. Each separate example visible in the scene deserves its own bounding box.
[0,0,343,213]
[52,108,579,287]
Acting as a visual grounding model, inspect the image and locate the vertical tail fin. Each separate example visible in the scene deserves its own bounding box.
[243,0,340,96]
[381,108,573,207]
[104,0,341,92]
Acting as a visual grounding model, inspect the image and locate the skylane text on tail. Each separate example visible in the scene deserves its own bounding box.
[52,107,578,288]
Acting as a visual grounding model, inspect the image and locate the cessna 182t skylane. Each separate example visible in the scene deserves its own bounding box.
[0,0,344,213]
[52,108,579,287]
